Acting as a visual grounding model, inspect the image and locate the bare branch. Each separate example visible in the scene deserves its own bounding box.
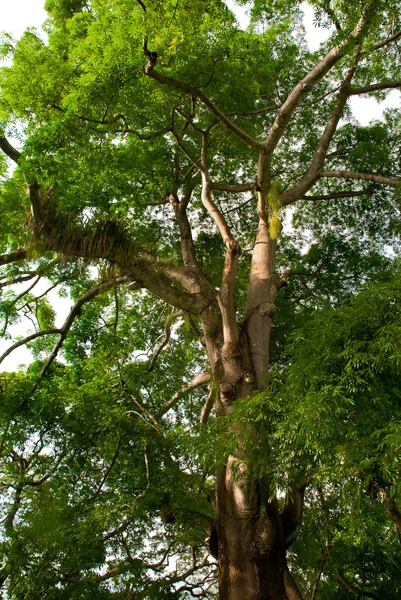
[4,485,23,532]
[281,42,364,206]
[170,131,203,171]
[225,105,280,116]
[136,0,146,12]
[218,241,241,345]
[130,394,161,432]
[309,555,327,600]
[315,1,342,32]
[200,132,237,246]
[92,437,122,499]
[319,170,401,187]
[158,371,211,418]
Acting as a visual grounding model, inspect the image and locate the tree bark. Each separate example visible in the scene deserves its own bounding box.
[199,208,301,598]
[216,463,302,600]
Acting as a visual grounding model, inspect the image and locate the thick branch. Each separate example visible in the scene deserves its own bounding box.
[281,50,361,206]
[169,190,199,270]
[157,371,211,418]
[218,241,240,345]
[350,79,401,95]
[170,110,203,170]
[200,133,236,246]
[319,170,401,187]
[200,386,215,425]
[31,211,213,313]
[4,485,23,533]
[301,189,369,201]
[0,135,21,163]
[264,9,373,160]
[29,182,44,222]
[0,249,28,266]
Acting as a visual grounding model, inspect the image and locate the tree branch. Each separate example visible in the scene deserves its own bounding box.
[157,371,211,418]
[209,182,256,193]
[301,189,369,201]
[29,200,214,313]
[281,43,364,206]
[169,189,199,270]
[144,64,263,152]
[200,385,215,425]
[136,0,146,12]
[225,105,280,116]
[0,249,27,266]
[350,79,401,95]
[36,276,131,382]
[4,485,23,533]
[92,437,122,499]
[200,132,237,246]
[264,8,374,161]
[148,309,184,372]
[218,241,240,345]
[0,135,21,163]
[371,30,401,52]
[0,329,61,365]
[319,170,401,187]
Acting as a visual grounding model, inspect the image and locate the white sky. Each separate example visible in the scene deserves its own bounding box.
[0,0,400,371]
[1,0,47,39]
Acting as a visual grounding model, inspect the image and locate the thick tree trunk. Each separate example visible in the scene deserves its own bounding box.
[216,465,300,600]
[203,214,302,599]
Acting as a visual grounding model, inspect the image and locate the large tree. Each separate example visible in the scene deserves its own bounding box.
[0,0,401,598]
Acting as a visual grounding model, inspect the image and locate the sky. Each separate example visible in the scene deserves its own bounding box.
[0,0,400,371]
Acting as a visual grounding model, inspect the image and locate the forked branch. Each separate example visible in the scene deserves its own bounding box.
[144,54,263,152]
[264,6,374,162]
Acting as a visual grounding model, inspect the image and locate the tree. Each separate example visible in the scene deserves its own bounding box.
[0,0,401,597]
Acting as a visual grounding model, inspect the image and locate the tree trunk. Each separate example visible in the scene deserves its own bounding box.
[203,213,302,599]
